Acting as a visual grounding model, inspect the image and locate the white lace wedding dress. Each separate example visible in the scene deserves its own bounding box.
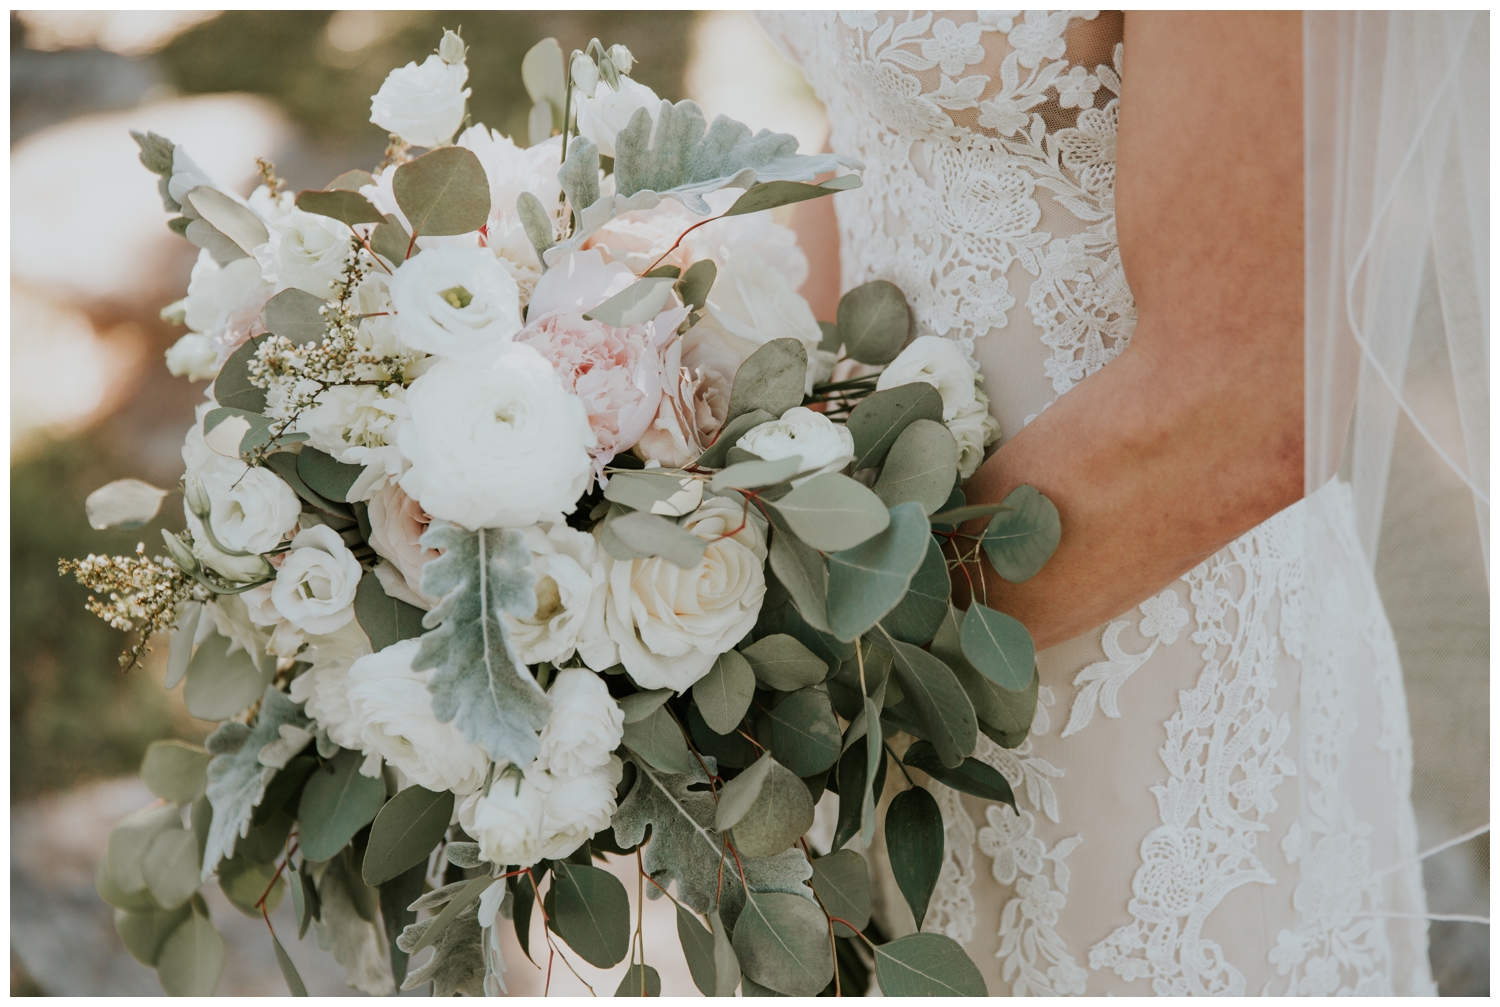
[763,11,1436,996]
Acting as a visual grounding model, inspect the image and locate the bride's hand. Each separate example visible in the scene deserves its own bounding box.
[959,12,1305,650]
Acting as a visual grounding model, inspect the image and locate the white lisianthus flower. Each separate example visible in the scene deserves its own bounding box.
[271,525,363,634]
[257,207,350,298]
[369,47,471,149]
[241,581,306,660]
[693,246,831,393]
[461,767,550,868]
[288,621,372,750]
[186,450,300,556]
[539,758,622,860]
[389,246,523,363]
[535,668,624,778]
[575,77,661,158]
[949,396,1003,479]
[595,496,768,691]
[346,639,490,795]
[737,407,855,484]
[876,335,978,421]
[165,333,219,381]
[502,526,608,667]
[397,345,593,530]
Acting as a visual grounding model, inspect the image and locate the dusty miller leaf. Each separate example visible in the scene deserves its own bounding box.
[315,849,395,996]
[201,687,306,879]
[401,901,485,996]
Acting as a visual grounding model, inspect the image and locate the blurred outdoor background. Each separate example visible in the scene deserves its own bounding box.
[9,9,1486,997]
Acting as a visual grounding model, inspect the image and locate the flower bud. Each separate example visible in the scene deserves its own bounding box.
[183,478,213,519]
[571,54,599,93]
[606,44,635,75]
[439,29,466,66]
[161,530,200,574]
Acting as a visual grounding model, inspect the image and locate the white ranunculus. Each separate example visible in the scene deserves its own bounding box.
[369,52,471,149]
[539,758,622,860]
[165,333,219,381]
[183,248,272,348]
[461,767,550,868]
[694,246,828,393]
[457,126,562,221]
[575,77,661,158]
[288,620,373,750]
[271,524,363,634]
[502,526,608,667]
[597,496,767,691]
[346,638,491,795]
[876,335,979,421]
[737,407,855,484]
[535,668,624,778]
[259,207,350,298]
[388,246,523,363]
[297,383,408,465]
[397,346,593,530]
[949,396,1003,479]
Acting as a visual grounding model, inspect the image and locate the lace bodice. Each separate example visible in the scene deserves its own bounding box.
[762,12,1434,996]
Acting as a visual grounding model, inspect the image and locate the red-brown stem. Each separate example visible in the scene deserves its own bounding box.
[640,215,721,276]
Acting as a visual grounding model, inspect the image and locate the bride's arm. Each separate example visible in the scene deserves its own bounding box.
[959,12,1305,650]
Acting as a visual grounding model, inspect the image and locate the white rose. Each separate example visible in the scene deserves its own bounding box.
[397,345,593,530]
[737,407,855,484]
[367,483,438,608]
[575,77,661,158]
[501,526,608,667]
[369,52,471,149]
[876,335,979,422]
[598,496,768,691]
[165,333,219,381]
[389,246,523,363]
[271,524,362,634]
[949,395,1002,479]
[257,207,350,298]
[695,247,829,393]
[539,758,622,860]
[461,767,550,868]
[346,639,491,795]
[535,668,624,778]
[288,619,373,750]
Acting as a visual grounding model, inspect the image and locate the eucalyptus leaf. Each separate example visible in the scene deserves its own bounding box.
[810,850,870,939]
[219,853,284,917]
[929,502,1008,526]
[695,408,772,468]
[676,902,716,995]
[873,932,987,996]
[929,606,1036,745]
[901,741,1017,810]
[545,861,630,968]
[238,807,293,864]
[885,787,943,928]
[725,338,807,424]
[770,473,889,552]
[295,188,385,226]
[183,186,269,256]
[729,758,815,859]
[213,334,270,413]
[710,908,741,996]
[184,631,269,722]
[884,637,977,768]
[604,468,699,515]
[688,703,757,769]
[297,748,387,862]
[584,275,677,326]
[97,849,161,913]
[156,911,225,996]
[740,634,827,692]
[260,287,328,343]
[837,280,911,365]
[115,904,191,966]
[846,382,944,471]
[767,520,832,634]
[767,687,841,777]
[140,740,211,806]
[296,447,363,504]
[732,889,835,997]
[831,733,887,853]
[615,963,662,996]
[861,695,881,846]
[693,650,756,735]
[362,785,453,886]
[142,826,201,910]
[979,485,1061,583]
[370,213,412,265]
[676,258,716,311]
[165,602,201,690]
[273,932,310,996]
[327,169,375,191]
[825,502,930,642]
[617,688,672,725]
[393,146,490,237]
[353,572,427,653]
[960,604,1035,691]
[710,455,802,493]
[185,216,248,265]
[716,752,774,832]
[723,175,862,216]
[880,539,949,645]
[873,419,958,515]
[609,511,708,569]
[622,704,696,775]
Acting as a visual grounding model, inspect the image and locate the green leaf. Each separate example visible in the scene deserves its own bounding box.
[740,634,827,692]
[115,903,191,966]
[716,752,773,831]
[885,787,943,928]
[238,807,293,863]
[254,756,316,825]
[296,448,363,505]
[184,631,270,721]
[725,756,814,858]
[765,519,832,637]
[415,522,549,764]
[165,602,202,690]
[725,338,808,424]
[676,903,717,995]
[510,872,539,964]
[295,188,385,226]
[770,473,890,552]
[693,650,756,735]
[362,785,453,886]
[901,741,1016,811]
[861,696,881,846]
[291,866,321,940]
[371,213,413,265]
[156,911,225,996]
[817,320,841,354]
[688,702,757,769]
[328,169,375,191]
[831,734,887,853]
[393,146,490,237]
[837,281,911,366]
[874,932,987,996]
[710,455,802,493]
[558,134,602,226]
[353,572,426,653]
[201,688,307,875]
[141,740,211,806]
[516,190,555,264]
[710,909,741,996]
[846,382,944,471]
[97,850,161,912]
[546,861,631,968]
[584,276,677,326]
[399,893,485,995]
[618,688,674,725]
[213,334,269,413]
[873,419,958,515]
[811,850,870,939]
[696,408,772,468]
[960,604,1035,691]
[767,687,841,777]
[884,638,977,768]
[929,502,1008,526]
[741,976,787,996]
[184,186,270,256]
[732,890,835,996]
[608,511,708,569]
[676,258,717,311]
[142,827,201,910]
[260,287,328,343]
[826,502,930,642]
[622,703,696,775]
[724,175,861,217]
[929,605,1034,745]
[604,468,700,515]
[297,748,388,861]
[409,874,494,956]
[979,485,1061,583]
[615,963,662,996]
[273,932,309,996]
[881,539,949,646]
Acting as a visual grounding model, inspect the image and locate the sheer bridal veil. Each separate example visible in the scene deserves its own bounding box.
[1303,7,1489,961]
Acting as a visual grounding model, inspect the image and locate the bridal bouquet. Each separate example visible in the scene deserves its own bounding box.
[67,30,1059,998]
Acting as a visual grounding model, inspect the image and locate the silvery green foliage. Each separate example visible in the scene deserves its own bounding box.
[401,903,486,996]
[201,686,307,879]
[315,852,395,997]
[546,100,862,264]
[414,521,550,765]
